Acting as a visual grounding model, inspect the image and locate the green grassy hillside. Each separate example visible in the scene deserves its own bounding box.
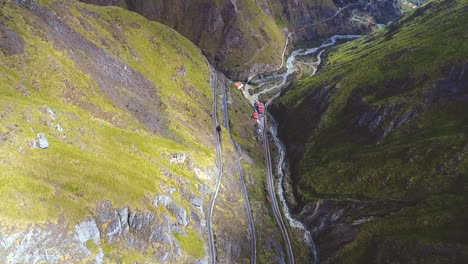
[0,0,219,261]
[272,0,468,262]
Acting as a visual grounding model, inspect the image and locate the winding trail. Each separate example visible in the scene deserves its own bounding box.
[221,85,257,264]
[207,74,224,264]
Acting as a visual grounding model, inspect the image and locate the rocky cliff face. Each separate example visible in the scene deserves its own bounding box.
[78,0,398,78]
[80,0,287,78]
[1,194,206,263]
[271,0,468,262]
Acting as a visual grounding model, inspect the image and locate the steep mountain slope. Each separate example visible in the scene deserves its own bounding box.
[271,0,468,262]
[0,0,256,262]
[79,0,385,78]
[80,0,289,77]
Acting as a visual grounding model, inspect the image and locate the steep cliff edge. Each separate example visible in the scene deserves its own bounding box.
[271,0,468,262]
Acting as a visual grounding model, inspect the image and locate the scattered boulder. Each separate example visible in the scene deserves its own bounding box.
[44,106,56,120]
[170,153,187,164]
[75,218,100,244]
[175,65,186,76]
[0,132,9,143]
[194,167,211,181]
[150,225,173,244]
[199,185,211,195]
[153,194,172,207]
[168,203,188,227]
[190,197,203,208]
[29,139,38,148]
[161,185,177,194]
[37,133,49,149]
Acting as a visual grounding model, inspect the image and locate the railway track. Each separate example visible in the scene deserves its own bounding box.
[207,76,224,264]
[262,115,295,264]
[221,86,257,264]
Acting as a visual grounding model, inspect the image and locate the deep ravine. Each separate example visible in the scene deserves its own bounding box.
[243,34,362,263]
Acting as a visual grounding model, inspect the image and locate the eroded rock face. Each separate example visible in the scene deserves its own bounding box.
[167,203,189,227]
[365,0,402,23]
[334,0,402,24]
[344,94,420,140]
[154,194,173,207]
[0,221,95,264]
[191,197,203,208]
[0,196,205,263]
[75,218,100,244]
[427,63,468,102]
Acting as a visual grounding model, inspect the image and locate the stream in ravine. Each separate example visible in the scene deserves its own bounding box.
[243,34,361,264]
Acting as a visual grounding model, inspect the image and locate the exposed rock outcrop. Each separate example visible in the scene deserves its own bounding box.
[75,218,101,244]
[0,196,205,263]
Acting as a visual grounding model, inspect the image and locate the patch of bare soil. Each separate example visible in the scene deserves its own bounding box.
[0,23,25,56]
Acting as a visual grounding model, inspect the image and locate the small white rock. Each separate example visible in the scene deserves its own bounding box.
[46,106,56,121]
[29,140,38,148]
[170,153,187,164]
[37,133,49,149]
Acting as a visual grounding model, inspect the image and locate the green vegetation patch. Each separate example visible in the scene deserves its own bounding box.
[174,229,205,259]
